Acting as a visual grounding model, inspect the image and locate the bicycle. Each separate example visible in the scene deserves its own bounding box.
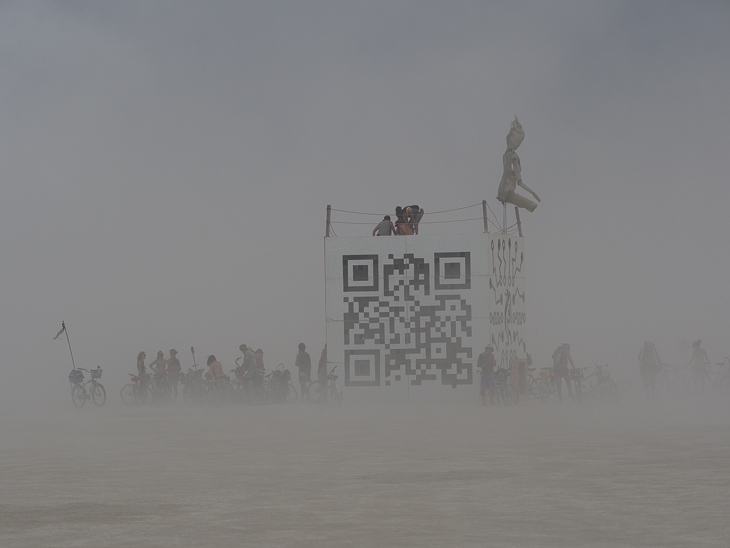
[150,372,173,405]
[181,363,207,405]
[585,363,620,403]
[69,367,106,408]
[655,362,686,400]
[494,367,519,405]
[689,357,730,398]
[308,366,343,406]
[120,373,152,405]
[715,357,730,397]
[535,367,555,401]
[570,367,590,402]
[526,367,543,398]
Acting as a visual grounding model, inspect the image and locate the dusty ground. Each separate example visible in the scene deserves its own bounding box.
[1,395,728,547]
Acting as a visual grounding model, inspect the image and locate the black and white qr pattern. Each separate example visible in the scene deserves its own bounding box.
[342,253,473,387]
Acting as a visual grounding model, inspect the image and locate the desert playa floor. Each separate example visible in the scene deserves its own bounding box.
[1,396,729,547]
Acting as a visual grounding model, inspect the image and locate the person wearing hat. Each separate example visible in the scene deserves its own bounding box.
[477,345,497,405]
[373,215,396,236]
[167,349,182,402]
[295,343,312,401]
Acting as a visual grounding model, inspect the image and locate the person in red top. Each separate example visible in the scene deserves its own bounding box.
[206,355,227,397]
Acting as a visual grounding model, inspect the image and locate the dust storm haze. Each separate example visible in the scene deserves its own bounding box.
[1,1,729,547]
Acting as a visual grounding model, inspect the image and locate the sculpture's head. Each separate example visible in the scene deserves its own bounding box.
[506,116,525,150]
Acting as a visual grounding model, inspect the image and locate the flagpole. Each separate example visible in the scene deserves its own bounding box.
[63,321,77,371]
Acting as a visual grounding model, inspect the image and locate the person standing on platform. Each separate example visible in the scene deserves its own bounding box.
[372,215,396,236]
[404,205,424,234]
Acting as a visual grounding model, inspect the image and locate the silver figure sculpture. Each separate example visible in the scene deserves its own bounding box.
[497,116,540,212]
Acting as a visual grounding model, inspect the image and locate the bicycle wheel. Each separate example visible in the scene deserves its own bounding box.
[284,382,298,403]
[717,375,730,397]
[572,381,583,403]
[596,379,620,403]
[135,385,152,405]
[505,384,520,405]
[335,389,343,407]
[655,374,669,398]
[308,381,323,403]
[71,384,86,408]
[90,382,106,406]
[120,384,136,405]
[536,379,550,401]
[182,382,195,404]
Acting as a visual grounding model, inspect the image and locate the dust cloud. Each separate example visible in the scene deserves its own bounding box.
[2,2,730,547]
[1,391,729,547]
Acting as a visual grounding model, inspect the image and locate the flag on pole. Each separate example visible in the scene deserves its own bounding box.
[53,323,66,340]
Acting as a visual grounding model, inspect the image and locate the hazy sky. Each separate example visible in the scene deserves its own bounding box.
[2,1,729,407]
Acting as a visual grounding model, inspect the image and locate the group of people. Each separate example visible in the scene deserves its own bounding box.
[373,205,424,236]
[638,339,711,396]
[477,338,717,406]
[477,342,576,406]
[135,343,328,402]
[136,350,183,401]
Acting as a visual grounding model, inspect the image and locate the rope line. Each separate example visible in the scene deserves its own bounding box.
[330,202,482,216]
[327,201,524,233]
[332,216,491,226]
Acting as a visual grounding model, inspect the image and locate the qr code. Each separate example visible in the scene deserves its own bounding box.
[342,253,473,387]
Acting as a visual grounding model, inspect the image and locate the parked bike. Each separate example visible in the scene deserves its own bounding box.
[494,367,519,405]
[655,362,686,400]
[69,367,106,408]
[181,362,207,405]
[265,364,298,404]
[308,366,343,406]
[120,373,152,405]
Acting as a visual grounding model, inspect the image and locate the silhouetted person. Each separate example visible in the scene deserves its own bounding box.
[477,345,496,405]
[552,343,575,402]
[167,349,181,402]
[206,354,227,398]
[688,339,710,393]
[373,215,396,236]
[638,341,661,397]
[296,343,312,401]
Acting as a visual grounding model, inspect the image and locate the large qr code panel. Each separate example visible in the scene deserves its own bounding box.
[326,234,526,394]
[342,252,473,387]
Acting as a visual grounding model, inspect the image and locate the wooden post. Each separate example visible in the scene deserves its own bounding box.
[514,206,523,237]
[325,205,332,237]
[482,200,488,233]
